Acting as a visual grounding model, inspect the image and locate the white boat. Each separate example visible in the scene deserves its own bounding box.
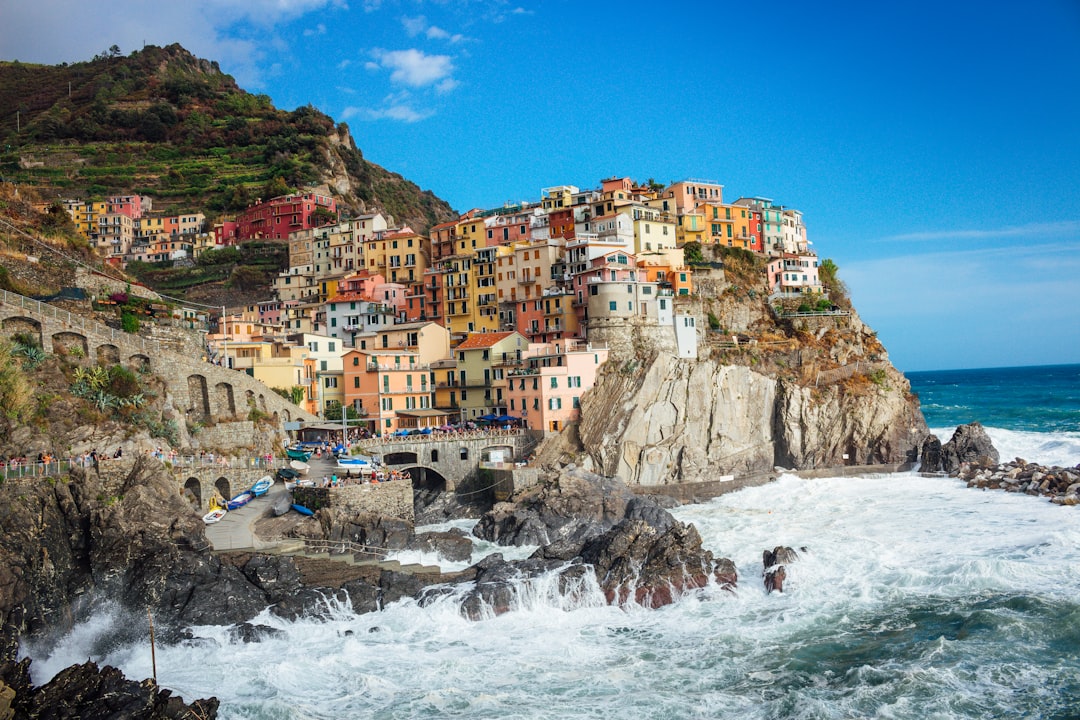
[337,454,375,472]
[289,460,310,475]
[250,476,273,497]
[203,508,227,524]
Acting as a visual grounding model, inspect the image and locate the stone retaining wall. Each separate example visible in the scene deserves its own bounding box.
[334,481,413,522]
[194,421,267,453]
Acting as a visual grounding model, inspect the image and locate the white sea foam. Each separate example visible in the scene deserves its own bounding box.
[933,426,1080,468]
[24,472,1080,719]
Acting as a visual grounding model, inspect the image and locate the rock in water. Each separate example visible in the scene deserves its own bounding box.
[472,467,638,546]
[920,434,943,472]
[764,566,786,593]
[762,546,799,593]
[940,422,999,473]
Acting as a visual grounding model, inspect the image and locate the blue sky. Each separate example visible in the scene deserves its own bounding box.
[2,0,1079,371]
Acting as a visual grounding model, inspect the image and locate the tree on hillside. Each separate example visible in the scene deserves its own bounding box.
[261,176,290,200]
[818,258,850,305]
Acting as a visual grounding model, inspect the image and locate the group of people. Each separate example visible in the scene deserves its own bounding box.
[320,468,404,488]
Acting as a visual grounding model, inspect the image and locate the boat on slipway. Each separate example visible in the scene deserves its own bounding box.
[286,447,312,462]
[250,476,273,497]
[202,508,227,524]
[226,491,254,510]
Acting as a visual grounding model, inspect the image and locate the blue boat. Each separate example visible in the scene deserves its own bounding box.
[291,503,314,516]
[250,476,273,497]
[226,491,253,510]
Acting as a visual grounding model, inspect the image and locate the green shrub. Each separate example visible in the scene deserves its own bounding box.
[121,311,140,333]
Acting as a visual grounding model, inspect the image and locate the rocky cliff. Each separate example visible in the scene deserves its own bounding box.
[576,259,926,488]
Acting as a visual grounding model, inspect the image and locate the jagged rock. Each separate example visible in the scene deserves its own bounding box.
[1,658,217,719]
[578,519,736,607]
[316,509,413,555]
[763,546,799,569]
[577,348,925,487]
[472,467,639,546]
[408,529,473,563]
[228,622,285,643]
[941,422,999,473]
[920,435,943,472]
[764,566,786,593]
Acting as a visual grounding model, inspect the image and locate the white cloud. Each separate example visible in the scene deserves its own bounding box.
[402,15,427,37]
[402,15,468,43]
[341,103,431,123]
[842,241,1080,371]
[338,59,353,70]
[880,220,1080,243]
[370,48,455,88]
[303,22,327,37]
[0,0,348,88]
[435,78,459,94]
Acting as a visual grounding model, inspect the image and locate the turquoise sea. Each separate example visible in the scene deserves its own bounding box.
[25,364,1080,719]
[909,363,1080,467]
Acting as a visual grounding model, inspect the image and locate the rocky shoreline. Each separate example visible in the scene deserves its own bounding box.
[920,421,1080,505]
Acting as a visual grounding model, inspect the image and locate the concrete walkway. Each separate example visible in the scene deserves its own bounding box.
[204,477,289,551]
[202,452,342,551]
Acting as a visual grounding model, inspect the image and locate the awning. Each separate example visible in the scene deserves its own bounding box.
[396,409,450,418]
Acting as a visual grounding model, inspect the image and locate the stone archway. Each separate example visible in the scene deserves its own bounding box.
[406,465,450,516]
[96,343,120,365]
[215,476,231,503]
[188,374,210,421]
[52,331,88,357]
[385,451,419,465]
[215,381,236,417]
[2,316,42,348]
[184,477,202,510]
[128,354,151,372]
[282,409,291,422]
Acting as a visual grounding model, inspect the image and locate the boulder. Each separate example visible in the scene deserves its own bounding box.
[919,434,943,472]
[408,529,473,563]
[941,422,999,474]
[0,658,217,719]
[764,566,786,593]
[472,467,640,546]
[578,519,737,608]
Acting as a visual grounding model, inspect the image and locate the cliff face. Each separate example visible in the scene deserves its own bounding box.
[578,306,926,486]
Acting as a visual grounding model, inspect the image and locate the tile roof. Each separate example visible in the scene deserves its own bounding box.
[456,331,517,350]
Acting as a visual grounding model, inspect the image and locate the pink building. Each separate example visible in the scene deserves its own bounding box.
[235,193,338,241]
[505,340,609,433]
[571,250,640,330]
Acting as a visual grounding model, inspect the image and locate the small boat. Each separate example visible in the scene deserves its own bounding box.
[277,467,300,481]
[226,491,253,510]
[337,453,374,470]
[286,447,312,461]
[290,460,310,475]
[250,476,273,497]
[202,508,227,524]
[292,503,314,516]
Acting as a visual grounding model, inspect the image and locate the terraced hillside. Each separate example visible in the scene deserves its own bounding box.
[0,44,455,230]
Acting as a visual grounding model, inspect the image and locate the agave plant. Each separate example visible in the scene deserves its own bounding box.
[13,343,46,370]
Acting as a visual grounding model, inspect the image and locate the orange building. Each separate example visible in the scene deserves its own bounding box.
[343,349,440,434]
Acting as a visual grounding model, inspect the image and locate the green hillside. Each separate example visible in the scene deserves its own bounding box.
[0,44,455,230]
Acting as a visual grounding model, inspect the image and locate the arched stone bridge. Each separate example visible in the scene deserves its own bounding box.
[356,430,534,492]
[0,288,317,429]
[175,462,278,511]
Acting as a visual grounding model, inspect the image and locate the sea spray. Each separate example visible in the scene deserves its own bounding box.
[24,472,1080,719]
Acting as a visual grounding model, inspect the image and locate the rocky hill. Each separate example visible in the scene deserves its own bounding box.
[0,44,455,231]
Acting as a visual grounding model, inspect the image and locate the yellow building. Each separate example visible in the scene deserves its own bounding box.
[454,331,528,421]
